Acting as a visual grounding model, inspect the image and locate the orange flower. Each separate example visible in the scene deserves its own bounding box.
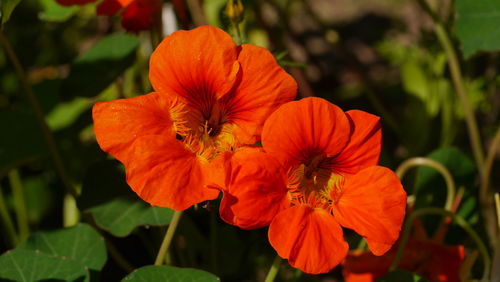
[92,26,297,211]
[56,0,161,32]
[213,97,406,274]
[343,239,465,282]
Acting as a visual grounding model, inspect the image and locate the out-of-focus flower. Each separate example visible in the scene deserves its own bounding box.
[343,239,465,282]
[92,26,297,211]
[213,97,407,274]
[56,0,161,32]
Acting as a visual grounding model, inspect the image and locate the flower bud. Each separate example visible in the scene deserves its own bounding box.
[225,0,244,24]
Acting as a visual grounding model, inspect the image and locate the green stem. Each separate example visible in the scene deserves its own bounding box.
[389,208,490,281]
[8,170,29,242]
[0,185,19,247]
[231,23,242,45]
[0,31,78,198]
[482,126,500,207]
[433,23,485,173]
[264,255,282,282]
[154,210,183,266]
[396,157,456,211]
[63,193,80,227]
[495,193,500,231]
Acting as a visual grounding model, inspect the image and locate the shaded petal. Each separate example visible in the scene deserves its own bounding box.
[333,110,382,175]
[333,166,406,255]
[149,26,240,110]
[268,205,349,274]
[92,92,174,164]
[262,97,350,168]
[97,0,133,15]
[121,0,162,32]
[125,136,219,210]
[221,45,297,144]
[211,147,288,229]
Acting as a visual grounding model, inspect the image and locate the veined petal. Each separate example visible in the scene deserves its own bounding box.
[213,147,288,229]
[149,26,240,110]
[262,97,350,167]
[92,92,173,164]
[125,135,219,211]
[333,166,406,255]
[333,110,382,175]
[222,44,297,144]
[97,0,133,15]
[268,205,349,274]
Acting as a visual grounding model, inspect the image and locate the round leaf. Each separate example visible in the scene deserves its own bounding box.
[122,265,220,282]
[18,223,107,271]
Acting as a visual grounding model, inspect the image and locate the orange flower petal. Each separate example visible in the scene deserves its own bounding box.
[268,205,349,274]
[333,166,406,256]
[97,0,133,15]
[262,97,350,167]
[333,110,381,175]
[149,26,240,108]
[92,92,173,164]
[124,135,219,210]
[213,147,288,229]
[221,44,297,144]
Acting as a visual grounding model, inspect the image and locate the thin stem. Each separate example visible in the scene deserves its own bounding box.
[396,157,456,211]
[389,208,490,281]
[186,0,207,26]
[0,31,78,198]
[495,193,500,231]
[231,23,242,45]
[264,255,282,282]
[433,23,485,174]
[482,126,500,205]
[8,170,29,241]
[105,237,135,273]
[154,210,183,266]
[0,184,18,247]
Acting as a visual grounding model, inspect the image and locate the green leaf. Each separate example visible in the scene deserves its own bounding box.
[46,97,91,131]
[38,0,79,22]
[18,224,107,271]
[0,111,47,176]
[0,0,21,26]
[61,33,140,98]
[79,161,174,237]
[122,265,220,282]
[0,249,89,282]
[377,270,428,282]
[455,0,500,57]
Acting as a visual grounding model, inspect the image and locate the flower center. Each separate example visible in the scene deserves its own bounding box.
[170,99,235,161]
[287,154,343,210]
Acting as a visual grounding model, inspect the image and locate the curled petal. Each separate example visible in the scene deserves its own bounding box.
[92,92,173,164]
[262,97,350,167]
[333,166,406,255]
[334,110,382,175]
[268,205,349,274]
[149,26,240,110]
[124,136,219,211]
[222,45,297,144]
[212,147,288,229]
